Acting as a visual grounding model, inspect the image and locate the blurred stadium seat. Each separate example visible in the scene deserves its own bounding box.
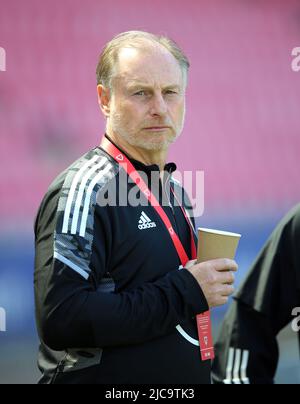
[0,0,300,223]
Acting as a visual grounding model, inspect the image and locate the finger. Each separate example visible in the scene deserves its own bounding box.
[214,296,229,307]
[220,296,229,305]
[224,271,235,285]
[220,284,235,297]
[210,259,238,272]
[216,270,235,285]
[184,259,197,270]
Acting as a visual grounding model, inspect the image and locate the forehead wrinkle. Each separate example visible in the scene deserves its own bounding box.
[112,48,186,91]
[116,46,183,73]
[126,80,181,88]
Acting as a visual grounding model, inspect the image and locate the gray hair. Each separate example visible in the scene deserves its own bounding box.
[96,30,190,89]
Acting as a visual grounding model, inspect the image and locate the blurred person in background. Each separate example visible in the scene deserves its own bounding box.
[212,204,300,384]
[34,31,238,384]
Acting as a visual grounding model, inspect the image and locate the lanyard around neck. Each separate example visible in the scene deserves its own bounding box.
[100,136,197,267]
[101,136,215,362]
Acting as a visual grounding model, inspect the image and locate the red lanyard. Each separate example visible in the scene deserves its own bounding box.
[101,136,197,266]
[101,136,214,362]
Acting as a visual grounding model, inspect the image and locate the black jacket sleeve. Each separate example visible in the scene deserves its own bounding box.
[212,204,300,384]
[34,182,208,352]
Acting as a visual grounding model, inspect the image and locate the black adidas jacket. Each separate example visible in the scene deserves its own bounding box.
[212,204,300,384]
[34,134,211,384]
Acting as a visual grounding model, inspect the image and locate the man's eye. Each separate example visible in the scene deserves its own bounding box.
[165,90,177,95]
[134,91,147,96]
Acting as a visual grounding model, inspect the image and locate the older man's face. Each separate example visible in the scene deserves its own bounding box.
[108,45,186,151]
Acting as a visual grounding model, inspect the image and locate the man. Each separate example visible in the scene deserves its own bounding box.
[34,31,237,384]
[212,204,300,384]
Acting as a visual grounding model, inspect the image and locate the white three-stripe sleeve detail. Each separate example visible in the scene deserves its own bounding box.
[241,350,250,384]
[62,156,100,234]
[71,159,107,235]
[223,348,235,384]
[54,252,89,280]
[232,349,242,384]
[79,165,112,237]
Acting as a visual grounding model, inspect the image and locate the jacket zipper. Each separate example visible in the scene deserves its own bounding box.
[161,172,180,235]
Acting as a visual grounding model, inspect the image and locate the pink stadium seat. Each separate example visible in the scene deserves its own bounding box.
[0,0,300,222]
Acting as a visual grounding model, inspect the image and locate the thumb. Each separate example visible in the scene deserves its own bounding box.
[184,259,197,270]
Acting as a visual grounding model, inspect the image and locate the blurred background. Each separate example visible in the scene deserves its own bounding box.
[0,0,300,384]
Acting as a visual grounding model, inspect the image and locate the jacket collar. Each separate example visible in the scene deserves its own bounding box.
[104,134,177,175]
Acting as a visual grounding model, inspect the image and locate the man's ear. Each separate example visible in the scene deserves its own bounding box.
[97,85,111,117]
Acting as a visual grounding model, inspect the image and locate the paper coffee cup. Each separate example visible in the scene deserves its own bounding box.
[197,228,241,264]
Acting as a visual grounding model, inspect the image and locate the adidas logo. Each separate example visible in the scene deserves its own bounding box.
[138,211,157,230]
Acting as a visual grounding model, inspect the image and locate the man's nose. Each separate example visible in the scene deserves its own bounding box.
[149,93,168,117]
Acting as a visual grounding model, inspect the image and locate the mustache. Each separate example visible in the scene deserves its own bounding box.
[142,123,173,128]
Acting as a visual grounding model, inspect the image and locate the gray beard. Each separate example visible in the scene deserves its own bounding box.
[110,114,184,152]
